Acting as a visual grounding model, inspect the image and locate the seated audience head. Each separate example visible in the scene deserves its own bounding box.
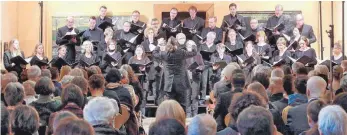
[118,68,129,84]
[105,68,122,83]
[10,105,40,135]
[251,73,270,89]
[59,65,72,81]
[120,64,139,83]
[88,74,105,94]
[35,76,55,96]
[1,103,10,135]
[149,118,185,135]
[307,76,327,99]
[1,73,18,92]
[61,84,84,109]
[333,92,347,112]
[86,67,98,78]
[294,75,308,94]
[69,68,84,77]
[237,105,275,135]
[188,114,217,135]
[333,65,343,81]
[340,75,347,93]
[292,62,305,76]
[231,69,245,91]
[307,99,327,128]
[318,105,347,135]
[271,68,284,78]
[247,82,268,103]
[281,65,292,75]
[54,117,94,135]
[308,70,319,78]
[283,75,294,95]
[41,69,52,78]
[71,76,88,95]
[52,111,78,134]
[90,65,102,74]
[229,92,267,123]
[23,80,36,97]
[221,62,241,82]
[60,75,74,89]
[252,65,271,78]
[314,65,329,77]
[341,60,347,72]
[4,82,24,107]
[155,100,186,126]
[84,97,119,126]
[27,65,41,82]
[49,67,59,81]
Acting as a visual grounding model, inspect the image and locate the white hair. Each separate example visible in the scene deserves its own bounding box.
[220,63,241,81]
[188,114,217,135]
[206,31,216,39]
[27,65,41,79]
[176,33,186,39]
[83,97,119,125]
[307,76,327,98]
[60,75,74,85]
[318,105,347,135]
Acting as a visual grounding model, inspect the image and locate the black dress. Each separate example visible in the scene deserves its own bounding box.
[100,51,122,73]
[294,48,317,67]
[78,54,99,68]
[56,26,81,64]
[254,43,272,63]
[3,50,25,78]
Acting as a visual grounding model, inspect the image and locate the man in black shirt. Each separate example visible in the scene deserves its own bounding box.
[82,16,105,58]
[114,21,137,64]
[183,6,205,42]
[295,14,316,45]
[160,8,181,40]
[131,10,147,44]
[266,5,293,40]
[96,6,112,31]
[56,16,81,64]
[221,3,247,42]
[245,18,263,37]
[201,16,223,45]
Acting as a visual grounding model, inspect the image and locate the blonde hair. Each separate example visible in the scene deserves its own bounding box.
[59,66,72,81]
[9,39,22,57]
[276,37,287,46]
[256,31,267,43]
[104,27,114,38]
[32,43,44,57]
[82,41,93,54]
[155,100,186,126]
[144,27,157,38]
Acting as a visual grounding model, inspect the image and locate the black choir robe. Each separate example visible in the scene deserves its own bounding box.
[152,46,197,110]
[56,26,81,64]
[254,44,272,63]
[294,48,317,67]
[266,15,293,46]
[160,17,182,40]
[30,55,49,68]
[245,26,263,37]
[114,30,138,63]
[331,54,347,65]
[3,51,25,78]
[96,16,112,30]
[78,54,99,68]
[199,43,217,98]
[82,28,105,57]
[100,51,122,73]
[270,50,292,66]
[221,14,247,35]
[183,16,205,41]
[201,27,223,44]
[225,40,244,62]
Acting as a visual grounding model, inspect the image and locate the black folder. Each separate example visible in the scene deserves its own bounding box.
[196,35,207,42]
[288,55,312,65]
[51,58,78,69]
[80,60,100,67]
[129,62,153,73]
[98,21,114,31]
[213,61,228,69]
[200,51,215,61]
[242,34,256,43]
[225,47,243,56]
[130,23,145,34]
[264,23,285,37]
[263,59,286,67]
[32,59,49,67]
[10,56,28,65]
[62,33,77,40]
[237,55,255,65]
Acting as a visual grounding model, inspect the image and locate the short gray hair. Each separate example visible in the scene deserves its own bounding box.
[206,31,216,39]
[318,105,347,135]
[27,65,41,79]
[271,68,284,78]
[188,114,217,135]
[307,76,326,98]
[60,75,74,86]
[83,97,119,125]
[220,63,241,81]
[4,82,24,106]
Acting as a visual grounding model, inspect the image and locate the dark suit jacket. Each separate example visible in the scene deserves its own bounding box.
[96,16,112,30]
[214,90,240,131]
[266,15,293,35]
[160,17,182,40]
[201,27,223,44]
[56,26,81,64]
[221,14,247,35]
[300,24,316,44]
[287,99,317,135]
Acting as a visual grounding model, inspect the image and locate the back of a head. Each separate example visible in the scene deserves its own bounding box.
[231,69,245,90]
[222,63,241,82]
[333,65,343,80]
[149,118,185,135]
[340,75,347,92]
[281,65,292,75]
[229,92,267,123]
[54,117,94,135]
[41,69,52,78]
[318,105,347,135]
[333,92,347,113]
[341,60,347,72]
[52,111,78,133]
[188,114,217,135]
[271,68,284,78]
[314,65,329,77]
[105,68,122,83]
[251,73,270,89]
[292,62,305,74]
[71,76,88,95]
[61,84,84,108]
[60,75,74,86]
[23,80,36,96]
[1,73,18,91]
[307,99,327,124]
[83,97,119,126]
[4,82,24,106]
[10,105,40,134]
[296,66,308,76]
[155,100,186,126]
[237,105,274,135]
[49,67,59,80]
[253,65,271,78]
[307,76,327,99]
[294,75,308,94]
[247,82,268,102]
[283,75,294,95]
[88,74,105,90]
[69,68,84,77]
[27,65,41,80]
[35,76,55,96]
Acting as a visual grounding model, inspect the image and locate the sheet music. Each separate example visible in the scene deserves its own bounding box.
[288,56,297,63]
[25,57,33,63]
[129,35,139,43]
[149,44,156,51]
[237,56,244,63]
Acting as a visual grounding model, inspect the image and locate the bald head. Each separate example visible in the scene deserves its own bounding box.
[296,14,304,27]
[66,16,74,28]
[307,76,327,99]
[188,114,217,135]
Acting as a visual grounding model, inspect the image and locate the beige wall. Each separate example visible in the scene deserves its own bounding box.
[1,1,345,62]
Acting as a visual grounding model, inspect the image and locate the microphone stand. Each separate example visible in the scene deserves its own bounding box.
[326,1,334,97]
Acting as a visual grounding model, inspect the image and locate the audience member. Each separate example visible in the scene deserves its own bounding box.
[10,105,40,135]
[149,118,185,135]
[333,92,347,112]
[58,65,72,81]
[318,105,347,135]
[49,67,62,96]
[268,68,285,102]
[69,68,84,77]
[54,117,95,135]
[47,111,78,135]
[27,65,41,82]
[41,69,52,78]
[251,73,270,89]
[155,100,186,126]
[60,84,85,118]
[300,99,326,135]
[71,76,89,104]
[1,103,10,135]
[188,114,217,135]
[60,75,74,89]
[1,73,18,106]
[22,80,37,105]
[272,75,294,114]
[4,82,25,110]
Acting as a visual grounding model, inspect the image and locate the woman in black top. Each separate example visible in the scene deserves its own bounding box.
[3,39,25,79]
[331,42,346,65]
[254,31,271,63]
[294,36,317,67]
[30,43,49,69]
[270,37,292,66]
[100,39,122,73]
[51,45,67,70]
[78,41,99,68]
[224,29,243,62]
